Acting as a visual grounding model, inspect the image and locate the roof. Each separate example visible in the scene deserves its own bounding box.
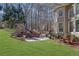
[53,3,72,12]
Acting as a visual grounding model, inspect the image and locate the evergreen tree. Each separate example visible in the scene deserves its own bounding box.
[3,4,25,28]
[16,4,25,23]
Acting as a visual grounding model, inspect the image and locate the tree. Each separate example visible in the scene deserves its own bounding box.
[16,4,25,23]
[3,4,14,28]
[2,3,54,31]
[3,4,25,28]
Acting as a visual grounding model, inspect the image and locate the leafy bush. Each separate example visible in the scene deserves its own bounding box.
[71,35,79,42]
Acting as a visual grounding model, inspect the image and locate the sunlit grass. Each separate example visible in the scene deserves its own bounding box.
[0,29,79,56]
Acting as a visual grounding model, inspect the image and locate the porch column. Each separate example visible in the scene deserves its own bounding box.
[73,4,76,33]
[63,6,69,35]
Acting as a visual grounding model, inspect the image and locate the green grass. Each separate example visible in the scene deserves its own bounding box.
[1,29,79,56]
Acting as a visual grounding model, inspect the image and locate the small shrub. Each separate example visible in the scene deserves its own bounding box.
[70,35,79,42]
[55,33,63,39]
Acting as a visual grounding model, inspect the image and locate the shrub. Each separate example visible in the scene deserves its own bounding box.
[71,35,79,42]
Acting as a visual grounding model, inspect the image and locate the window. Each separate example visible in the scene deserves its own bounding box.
[76,20,79,32]
[70,21,73,32]
[59,23,63,32]
[59,10,63,16]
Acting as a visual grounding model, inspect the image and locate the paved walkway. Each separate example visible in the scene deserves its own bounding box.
[25,37,49,42]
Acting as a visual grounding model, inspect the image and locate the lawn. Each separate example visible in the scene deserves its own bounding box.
[1,29,79,56]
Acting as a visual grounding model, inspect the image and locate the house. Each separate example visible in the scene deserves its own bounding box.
[53,3,79,37]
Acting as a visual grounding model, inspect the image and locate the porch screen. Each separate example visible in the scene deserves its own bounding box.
[59,23,63,32]
[70,21,73,32]
[76,4,79,15]
[76,20,79,32]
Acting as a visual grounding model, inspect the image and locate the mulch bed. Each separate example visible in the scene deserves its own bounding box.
[52,38,79,50]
